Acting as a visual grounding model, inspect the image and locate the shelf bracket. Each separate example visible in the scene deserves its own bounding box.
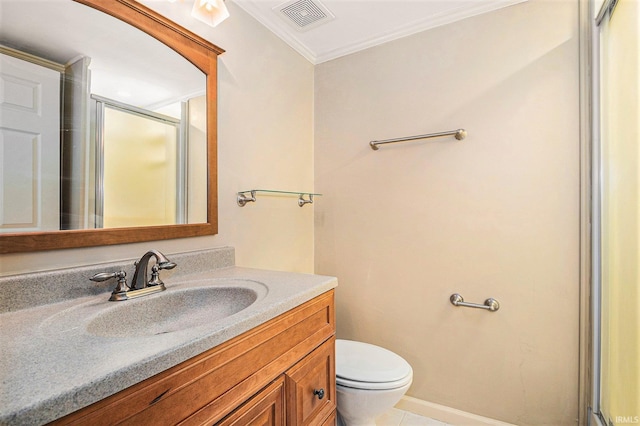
[298,194,314,207]
[237,190,256,207]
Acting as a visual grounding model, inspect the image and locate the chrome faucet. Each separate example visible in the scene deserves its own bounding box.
[90,250,176,301]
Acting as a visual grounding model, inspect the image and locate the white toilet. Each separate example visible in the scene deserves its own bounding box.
[335,339,413,426]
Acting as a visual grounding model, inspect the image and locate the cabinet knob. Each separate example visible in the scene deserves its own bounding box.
[313,388,325,400]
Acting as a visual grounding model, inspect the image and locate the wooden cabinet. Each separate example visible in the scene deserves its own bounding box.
[285,340,335,425]
[51,290,335,426]
[319,411,337,426]
[218,377,285,426]
[218,338,336,426]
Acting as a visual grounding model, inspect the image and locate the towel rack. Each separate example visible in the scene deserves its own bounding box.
[449,293,500,312]
[370,128,467,150]
[237,189,321,207]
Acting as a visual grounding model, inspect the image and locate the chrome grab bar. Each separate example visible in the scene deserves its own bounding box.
[450,293,500,312]
[369,129,467,150]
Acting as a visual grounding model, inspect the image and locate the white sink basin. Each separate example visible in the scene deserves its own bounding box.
[37,279,268,340]
[87,285,260,337]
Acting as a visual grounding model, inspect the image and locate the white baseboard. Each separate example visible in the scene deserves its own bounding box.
[396,396,517,426]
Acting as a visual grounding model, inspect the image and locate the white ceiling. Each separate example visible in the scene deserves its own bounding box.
[233,0,528,64]
[0,0,528,105]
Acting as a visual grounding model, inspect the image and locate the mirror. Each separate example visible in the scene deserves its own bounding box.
[0,0,224,253]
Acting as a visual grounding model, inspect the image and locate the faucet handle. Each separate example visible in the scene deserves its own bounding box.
[90,271,125,282]
[90,271,130,295]
[157,261,177,270]
[148,261,176,287]
[148,265,162,286]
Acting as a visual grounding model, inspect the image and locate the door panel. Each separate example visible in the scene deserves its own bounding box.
[598,0,640,423]
[0,53,60,232]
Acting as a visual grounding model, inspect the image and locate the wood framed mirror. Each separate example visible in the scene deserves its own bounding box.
[0,0,224,254]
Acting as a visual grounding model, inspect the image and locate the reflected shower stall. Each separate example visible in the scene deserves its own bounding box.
[93,96,185,229]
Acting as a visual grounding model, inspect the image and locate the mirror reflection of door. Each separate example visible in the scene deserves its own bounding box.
[93,97,185,229]
[0,53,61,232]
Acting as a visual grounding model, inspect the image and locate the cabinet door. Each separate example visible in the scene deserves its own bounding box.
[319,411,336,426]
[285,338,336,425]
[217,377,285,426]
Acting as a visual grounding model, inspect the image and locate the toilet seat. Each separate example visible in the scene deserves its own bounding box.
[336,339,413,390]
[336,374,412,390]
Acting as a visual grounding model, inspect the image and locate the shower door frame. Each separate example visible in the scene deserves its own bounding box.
[589,0,638,424]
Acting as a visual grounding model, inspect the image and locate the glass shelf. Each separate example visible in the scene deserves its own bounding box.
[238,189,322,196]
[237,189,321,207]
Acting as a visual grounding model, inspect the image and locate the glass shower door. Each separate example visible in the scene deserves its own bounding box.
[93,97,185,229]
[596,0,640,424]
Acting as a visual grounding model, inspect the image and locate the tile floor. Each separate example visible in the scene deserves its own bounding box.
[375,408,451,426]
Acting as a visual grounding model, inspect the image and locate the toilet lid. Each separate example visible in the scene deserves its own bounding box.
[336,339,412,388]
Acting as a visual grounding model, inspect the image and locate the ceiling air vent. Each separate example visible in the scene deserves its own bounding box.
[273,0,335,32]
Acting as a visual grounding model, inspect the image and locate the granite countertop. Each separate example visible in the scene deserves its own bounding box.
[0,262,337,425]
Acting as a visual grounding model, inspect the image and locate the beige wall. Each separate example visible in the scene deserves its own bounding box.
[314,1,580,425]
[1,1,315,276]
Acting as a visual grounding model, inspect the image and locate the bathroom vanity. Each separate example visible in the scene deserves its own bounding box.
[0,248,337,425]
[0,2,338,422]
[53,291,336,425]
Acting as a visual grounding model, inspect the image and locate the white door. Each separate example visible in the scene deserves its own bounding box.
[0,53,61,232]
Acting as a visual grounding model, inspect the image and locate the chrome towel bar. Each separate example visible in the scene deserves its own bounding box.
[450,293,500,312]
[370,128,467,150]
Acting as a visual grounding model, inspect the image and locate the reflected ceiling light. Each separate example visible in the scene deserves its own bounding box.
[191,0,229,27]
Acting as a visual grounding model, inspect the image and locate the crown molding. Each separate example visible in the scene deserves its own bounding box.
[234,0,528,65]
